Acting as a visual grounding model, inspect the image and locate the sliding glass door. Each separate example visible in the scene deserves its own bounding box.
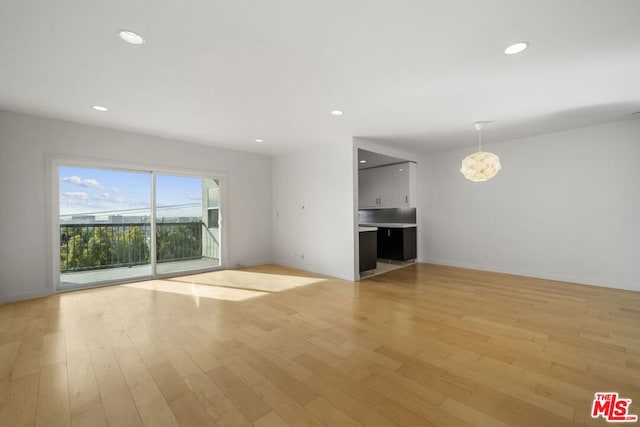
[59,166,152,288]
[155,174,221,274]
[57,164,222,290]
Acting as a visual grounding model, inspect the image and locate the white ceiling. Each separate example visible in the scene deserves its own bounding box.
[1,0,639,155]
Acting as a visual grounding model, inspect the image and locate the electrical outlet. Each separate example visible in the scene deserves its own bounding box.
[301,254,304,259]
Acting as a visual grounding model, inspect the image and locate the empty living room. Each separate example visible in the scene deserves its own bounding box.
[1,1,639,426]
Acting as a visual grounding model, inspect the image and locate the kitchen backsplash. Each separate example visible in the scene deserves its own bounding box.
[358,208,416,224]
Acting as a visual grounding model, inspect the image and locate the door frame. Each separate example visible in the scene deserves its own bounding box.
[47,155,229,293]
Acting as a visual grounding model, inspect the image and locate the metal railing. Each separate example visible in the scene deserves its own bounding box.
[201,223,220,263]
[60,222,219,273]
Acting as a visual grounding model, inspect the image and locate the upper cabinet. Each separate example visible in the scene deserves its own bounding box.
[359,166,392,208]
[358,162,416,208]
[390,163,416,207]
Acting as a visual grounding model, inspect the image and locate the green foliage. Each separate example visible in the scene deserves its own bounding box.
[156,223,201,262]
[60,234,85,270]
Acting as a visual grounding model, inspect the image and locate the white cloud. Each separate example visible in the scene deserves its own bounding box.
[62,176,103,190]
[62,176,81,185]
[60,191,137,216]
[111,187,121,193]
[62,191,89,200]
[85,192,129,205]
[83,179,102,189]
[90,193,127,204]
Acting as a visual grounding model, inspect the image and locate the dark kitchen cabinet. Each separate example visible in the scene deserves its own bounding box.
[377,227,416,261]
[359,230,377,272]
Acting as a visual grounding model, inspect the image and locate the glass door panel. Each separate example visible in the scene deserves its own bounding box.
[155,174,221,275]
[58,166,152,288]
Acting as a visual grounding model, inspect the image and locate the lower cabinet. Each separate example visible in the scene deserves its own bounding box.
[359,231,378,272]
[377,227,417,261]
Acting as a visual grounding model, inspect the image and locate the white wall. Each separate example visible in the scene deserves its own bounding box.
[0,110,272,302]
[272,139,356,281]
[419,119,640,291]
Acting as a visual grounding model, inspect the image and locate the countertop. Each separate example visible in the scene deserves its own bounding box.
[359,223,417,228]
[358,226,378,233]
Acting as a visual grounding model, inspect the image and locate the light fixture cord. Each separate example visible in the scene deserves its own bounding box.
[478,127,482,152]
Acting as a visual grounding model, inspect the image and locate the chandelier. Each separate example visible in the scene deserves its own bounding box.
[460,122,501,182]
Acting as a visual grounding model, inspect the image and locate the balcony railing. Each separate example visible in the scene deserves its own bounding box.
[60,222,219,273]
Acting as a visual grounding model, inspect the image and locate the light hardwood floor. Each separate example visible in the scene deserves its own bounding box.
[1,263,639,426]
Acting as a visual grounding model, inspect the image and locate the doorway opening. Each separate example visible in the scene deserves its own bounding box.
[357,149,417,279]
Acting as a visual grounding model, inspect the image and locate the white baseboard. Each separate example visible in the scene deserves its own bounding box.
[1,289,52,304]
[233,258,274,268]
[419,257,639,292]
[272,259,354,282]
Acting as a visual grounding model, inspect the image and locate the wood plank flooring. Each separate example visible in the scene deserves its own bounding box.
[1,263,639,426]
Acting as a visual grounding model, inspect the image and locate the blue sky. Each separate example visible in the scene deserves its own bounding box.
[59,166,203,218]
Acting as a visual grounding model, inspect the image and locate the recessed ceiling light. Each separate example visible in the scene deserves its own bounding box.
[255,139,264,143]
[92,105,109,112]
[331,110,344,116]
[359,160,367,164]
[504,42,528,55]
[118,30,145,45]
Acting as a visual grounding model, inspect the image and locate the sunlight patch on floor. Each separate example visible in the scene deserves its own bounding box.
[123,269,327,302]
[125,280,269,302]
[167,270,327,293]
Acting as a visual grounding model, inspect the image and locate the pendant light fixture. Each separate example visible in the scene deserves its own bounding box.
[460,121,502,182]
